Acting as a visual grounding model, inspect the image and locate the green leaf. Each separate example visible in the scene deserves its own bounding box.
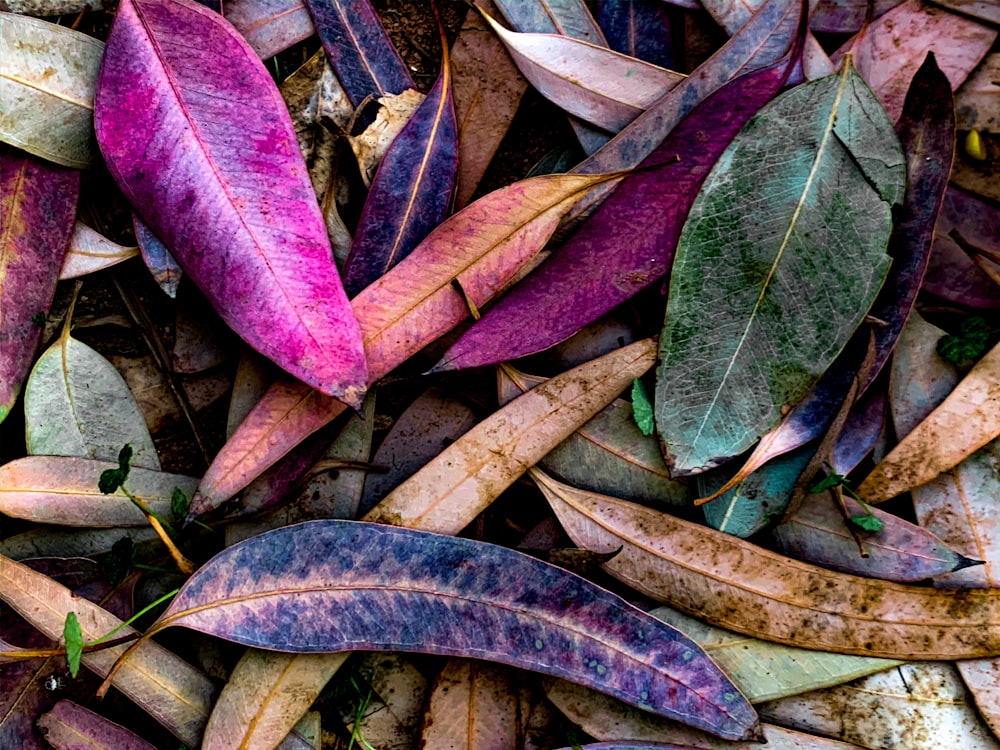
[809,471,848,494]
[116,443,133,475]
[98,468,126,495]
[630,378,655,436]
[937,316,993,368]
[655,56,905,475]
[851,514,885,532]
[63,611,83,678]
[171,486,190,522]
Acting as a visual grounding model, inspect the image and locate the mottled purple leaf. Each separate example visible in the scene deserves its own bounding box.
[224,0,314,60]
[342,48,457,296]
[131,212,181,299]
[0,148,78,424]
[434,39,801,372]
[95,0,367,405]
[577,0,803,175]
[810,0,903,33]
[146,520,760,741]
[771,491,983,582]
[555,744,696,750]
[37,700,157,750]
[597,0,675,70]
[863,52,955,388]
[303,0,414,108]
[831,380,888,475]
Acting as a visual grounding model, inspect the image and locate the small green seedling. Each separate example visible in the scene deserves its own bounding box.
[171,486,191,522]
[937,316,994,369]
[809,465,884,533]
[631,378,655,436]
[347,678,378,750]
[31,311,46,327]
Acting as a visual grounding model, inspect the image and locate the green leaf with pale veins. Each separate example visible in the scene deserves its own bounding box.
[630,378,654,436]
[655,55,905,476]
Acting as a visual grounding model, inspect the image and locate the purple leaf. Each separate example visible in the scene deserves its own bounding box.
[132,211,181,299]
[0,148,79,425]
[433,37,802,372]
[831,379,888,475]
[303,0,415,108]
[224,0,315,60]
[95,0,367,406]
[597,0,675,70]
[342,47,458,296]
[147,520,760,741]
[864,52,956,389]
[37,700,158,750]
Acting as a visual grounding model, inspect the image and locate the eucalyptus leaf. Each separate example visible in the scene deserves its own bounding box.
[656,56,905,476]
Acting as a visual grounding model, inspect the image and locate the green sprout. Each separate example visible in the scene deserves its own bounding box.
[809,465,884,533]
[631,378,655,436]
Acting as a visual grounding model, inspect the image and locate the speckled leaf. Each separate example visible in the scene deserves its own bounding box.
[809,0,903,33]
[303,0,414,108]
[37,700,157,750]
[771,489,981,582]
[832,0,996,123]
[536,469,1000,659]
[0,456,196,527]
[482,12,683,133]
[435,47,800,373]
[224,0,314,60]
[59,222,138,281]
[956,53,999,133]
[342,47,457,296]
[0,150,78,425]
[131,214,181,299]
[498,368,686,506]
[929,0,1000,25]
[144,520,760,741]
[0,13,104,168]
[1,0,104,13]
[656,57,905,476]
[190,171,623,518]
[0,556,217,747]
[859,340,1000,504]
[24,326,159,470]
[95,0,367,404]
[546,680,864,750]
[758,663,1000,750]
[364,340,656,535]
[203,651,348,750]
[649,605,898,704]
[577,0,803,175]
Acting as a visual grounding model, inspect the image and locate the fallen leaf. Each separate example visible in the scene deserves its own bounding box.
[494,0,607,45]
[340,654,429,750]
[758,663,1000,750]
[956,53,1000,133]
[656,55,905,476]
[0,13,104,168]
[131,214,181,299]
[809,0,903,33]
[343,42,457,296]
[347,89,426,187]
[364,339,656,534]
[929,0,1000,24]
[833,0,997,123]
[0,556,217,747]
[224,0,314,60]
[0,527,159,561]
[95,0,367,404]
[303,0,414,107]
[1,150,79,424]
[859,340,1000,503]
[482,11,684,133]
[535,470,1000,659]
[59,222,138,281]
[137,520,761,740]
[598,0,676,69]
[37,700,157,750]
[0,456,196,527]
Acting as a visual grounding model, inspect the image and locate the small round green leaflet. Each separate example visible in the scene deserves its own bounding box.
[655,55,905,476]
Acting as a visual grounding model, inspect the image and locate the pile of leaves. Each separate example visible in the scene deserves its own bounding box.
[2,0,999,748]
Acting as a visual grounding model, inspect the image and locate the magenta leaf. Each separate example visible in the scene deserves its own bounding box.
[38,700,158,750]
[342,51,458,297]
[434,38,802,372]
[151,520,759,741]
[303,0,415,108]
[0,148,79,425]
[94,0,367,406]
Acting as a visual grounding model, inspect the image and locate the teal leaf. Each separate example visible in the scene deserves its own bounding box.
[655,56,905,476]
[63,611,83,678]
[630,378,654,436]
